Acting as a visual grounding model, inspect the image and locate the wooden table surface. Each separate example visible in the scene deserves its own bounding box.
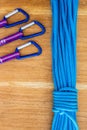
[0,0,86,130]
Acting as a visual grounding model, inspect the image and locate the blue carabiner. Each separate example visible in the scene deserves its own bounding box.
[15,41,42,60]
[19,20,46,40]
[4,8,29,28]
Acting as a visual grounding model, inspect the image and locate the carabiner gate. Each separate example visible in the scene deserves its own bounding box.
[0,8,29,28]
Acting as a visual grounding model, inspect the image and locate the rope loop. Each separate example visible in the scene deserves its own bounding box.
[53,87,78,113]
[52,88,79,129]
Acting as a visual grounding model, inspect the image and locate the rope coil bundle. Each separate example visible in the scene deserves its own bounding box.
[51,0,79,129]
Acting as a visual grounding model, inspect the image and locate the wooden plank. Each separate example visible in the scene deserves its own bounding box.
[0,85,86,130]
[0,0,86,129]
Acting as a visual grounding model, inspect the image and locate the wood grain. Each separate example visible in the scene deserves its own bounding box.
[0,0,86,130]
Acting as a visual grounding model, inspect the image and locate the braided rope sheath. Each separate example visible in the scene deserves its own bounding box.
[51,0,79,129]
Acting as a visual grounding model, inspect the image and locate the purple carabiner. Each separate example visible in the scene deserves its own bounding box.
[0,19,7,28]
[0,52,20,64]
[0,20,45,46]
[0,41,42,64]
[0,32,23,46]
[0,8,29,28]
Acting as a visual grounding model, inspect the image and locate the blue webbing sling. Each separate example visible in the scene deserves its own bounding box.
[50,0,79,129]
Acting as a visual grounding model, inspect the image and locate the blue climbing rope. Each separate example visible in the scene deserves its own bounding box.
[51,0,79,129]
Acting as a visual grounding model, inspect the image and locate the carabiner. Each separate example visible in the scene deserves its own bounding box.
[0,21,46,46]
[0,8,29,28]
[0,41,42,64]
[19,20,46,40]
[16,41,42,60]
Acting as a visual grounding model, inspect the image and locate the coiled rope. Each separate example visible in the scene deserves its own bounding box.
[51,0,79,129]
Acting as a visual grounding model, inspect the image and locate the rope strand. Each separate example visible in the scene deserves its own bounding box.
[51,0,79,129]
